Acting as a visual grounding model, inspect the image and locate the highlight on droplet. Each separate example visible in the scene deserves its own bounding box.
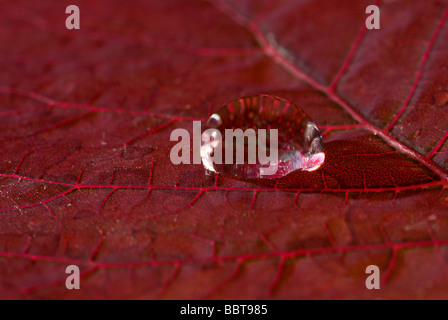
[169,95,325,179]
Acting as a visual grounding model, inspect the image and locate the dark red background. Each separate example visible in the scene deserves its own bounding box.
[0,0,447,299]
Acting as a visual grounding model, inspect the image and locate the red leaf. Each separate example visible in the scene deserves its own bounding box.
[1,0,448,299]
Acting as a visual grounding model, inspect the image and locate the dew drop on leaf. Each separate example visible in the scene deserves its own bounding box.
[201,95,325,179]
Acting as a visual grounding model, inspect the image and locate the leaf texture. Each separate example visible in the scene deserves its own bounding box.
[0,0,448,299]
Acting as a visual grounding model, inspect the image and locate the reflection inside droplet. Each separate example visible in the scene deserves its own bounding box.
[201,95,325,179]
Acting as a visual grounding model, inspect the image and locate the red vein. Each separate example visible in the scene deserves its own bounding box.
[90,229,104,261]
[158,263,182,298]
[202,259,243,299]
[329,0,383,90]
[382,248,398,284]
[37,111,94,134]
[385,8,448,132]
[427,130,448,158]
[0,86,206,122]
[0,173,443,193]
[268,256,286,295]
[8,5,261,59]
[0,178,444,214]
[2,267,99,299]
[1,238,447,269]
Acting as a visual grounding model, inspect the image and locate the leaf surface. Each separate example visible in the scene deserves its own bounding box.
[0,0,448,299]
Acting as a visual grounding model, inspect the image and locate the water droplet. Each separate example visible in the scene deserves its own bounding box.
[201,95,325,179]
